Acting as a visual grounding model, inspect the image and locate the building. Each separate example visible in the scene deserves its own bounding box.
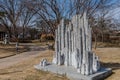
[0,25,7,41]
[109,30,120,43]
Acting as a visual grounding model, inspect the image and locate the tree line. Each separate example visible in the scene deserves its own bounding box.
[0,0,119,42]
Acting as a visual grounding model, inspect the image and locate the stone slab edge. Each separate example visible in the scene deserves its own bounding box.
[34,64,112,80]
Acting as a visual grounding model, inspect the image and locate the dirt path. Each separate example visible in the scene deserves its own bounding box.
[0,46,47,69]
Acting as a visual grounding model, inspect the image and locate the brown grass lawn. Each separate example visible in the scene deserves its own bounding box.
[0,47,119,80]
[93,48,120,80]
[0,44,29,58]
[0,50,69,80]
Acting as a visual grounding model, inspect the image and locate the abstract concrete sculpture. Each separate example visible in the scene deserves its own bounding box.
[52,12,100,75]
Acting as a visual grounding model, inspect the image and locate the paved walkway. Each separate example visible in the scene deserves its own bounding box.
[0,46,47,69]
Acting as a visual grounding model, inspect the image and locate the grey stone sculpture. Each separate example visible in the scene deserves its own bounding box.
[52,12,100,75]
[40,59,48,67]
[4,34,9,44]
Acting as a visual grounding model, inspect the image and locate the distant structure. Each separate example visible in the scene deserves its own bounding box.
[52,12,100,75]
[0,25,7,41]
[4,34,9,44]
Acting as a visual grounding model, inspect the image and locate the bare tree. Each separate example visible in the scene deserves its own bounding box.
[19,0,37,40]
[91,0,117,48]
[68,0,117,49]
[0,11,12,37]
[0,0,23,39]
[0,0,116,42]
[25,0,67,37]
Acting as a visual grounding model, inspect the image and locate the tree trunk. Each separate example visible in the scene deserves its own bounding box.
[101,32,104,43]
[22,26,25,41]
[94,34,98,50]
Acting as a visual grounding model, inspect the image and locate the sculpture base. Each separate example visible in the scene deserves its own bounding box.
[34,64,112,80]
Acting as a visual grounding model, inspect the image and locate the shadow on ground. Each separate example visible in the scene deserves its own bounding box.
[101,62,120,70]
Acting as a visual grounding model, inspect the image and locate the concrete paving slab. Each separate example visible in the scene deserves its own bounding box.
[34,64,112,80]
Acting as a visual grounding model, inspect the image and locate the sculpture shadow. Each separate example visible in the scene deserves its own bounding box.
[100,62,120,70]
[0,47,29,52]
[28,47,47,51]
[0,70,22,75]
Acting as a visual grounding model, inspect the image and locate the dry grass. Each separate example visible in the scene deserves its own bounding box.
[0,44,29,58]
[93,42,120,48]
[0,50,69,80]
[93,48,120,80]
[0,44,119,80]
